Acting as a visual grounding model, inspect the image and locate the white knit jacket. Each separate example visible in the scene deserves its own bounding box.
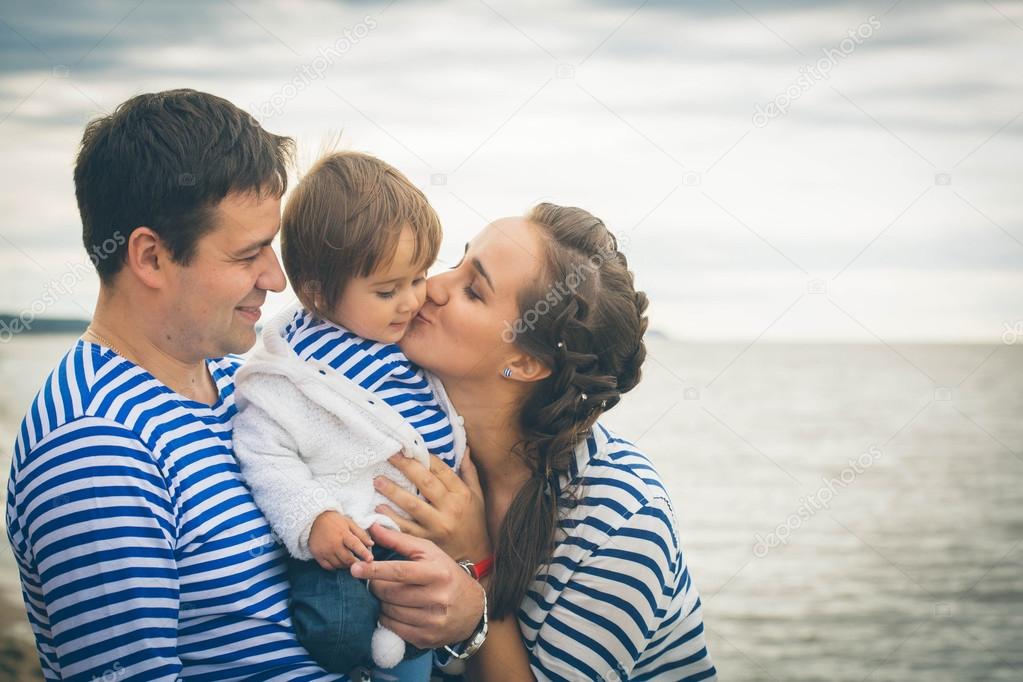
[232,305,466,563]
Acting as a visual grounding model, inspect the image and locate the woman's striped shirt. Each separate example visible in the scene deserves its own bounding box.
[498,423,716,681]
[281,308,457,467]
[5,340,345,681]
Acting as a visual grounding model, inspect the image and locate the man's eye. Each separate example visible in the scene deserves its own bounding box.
[239,246,262,262]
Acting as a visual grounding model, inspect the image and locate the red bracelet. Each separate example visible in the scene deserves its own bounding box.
[470,555,494,580]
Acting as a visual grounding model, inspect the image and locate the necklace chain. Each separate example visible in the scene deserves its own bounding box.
[83,328,218,406]
[85,326,122,357]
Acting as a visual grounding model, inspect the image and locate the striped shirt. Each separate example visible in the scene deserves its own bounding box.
[5,340,344,681]
[281,308,457,468]
[488,423,716,681]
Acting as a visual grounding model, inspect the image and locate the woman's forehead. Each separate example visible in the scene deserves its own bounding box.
[473,218,545,290]
[475,218,544,262]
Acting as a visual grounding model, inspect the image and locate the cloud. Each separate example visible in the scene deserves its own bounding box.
[0,0,1020,340]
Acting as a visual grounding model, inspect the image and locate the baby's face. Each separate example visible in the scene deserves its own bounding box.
[329,226,429,344]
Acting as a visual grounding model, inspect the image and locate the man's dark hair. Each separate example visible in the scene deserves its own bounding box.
[74,89,295,281]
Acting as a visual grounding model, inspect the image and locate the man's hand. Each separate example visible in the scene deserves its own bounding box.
[351,523,485,649]
[308,511,374,570]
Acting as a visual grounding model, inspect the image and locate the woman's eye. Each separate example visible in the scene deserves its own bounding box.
[463,285,480,301]
[377,290,397,299]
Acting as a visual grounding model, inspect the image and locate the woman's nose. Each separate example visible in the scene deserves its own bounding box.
[425,271,450,306]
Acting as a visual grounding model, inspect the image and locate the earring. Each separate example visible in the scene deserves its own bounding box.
[502,368,512,378]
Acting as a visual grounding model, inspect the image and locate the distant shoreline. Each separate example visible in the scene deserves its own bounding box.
[0,316,89,336]
[0,315,1015,346]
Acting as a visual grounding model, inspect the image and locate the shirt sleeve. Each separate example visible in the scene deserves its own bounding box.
[9,416,183,681]
[529,496,716,681]
[232,376,346,561]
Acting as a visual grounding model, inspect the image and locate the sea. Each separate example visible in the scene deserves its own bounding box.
[1,334,1020,681]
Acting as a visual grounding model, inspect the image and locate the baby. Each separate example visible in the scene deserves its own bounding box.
[233,151,465,674]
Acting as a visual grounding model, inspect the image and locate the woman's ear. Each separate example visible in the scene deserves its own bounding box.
[505,353,552,383]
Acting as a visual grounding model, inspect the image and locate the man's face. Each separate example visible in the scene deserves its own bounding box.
[163,191,286,359]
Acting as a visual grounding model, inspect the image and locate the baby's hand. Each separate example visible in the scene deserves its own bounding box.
[308,511,375,570]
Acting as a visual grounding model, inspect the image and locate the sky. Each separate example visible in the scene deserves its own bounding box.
[0,0,1020,342]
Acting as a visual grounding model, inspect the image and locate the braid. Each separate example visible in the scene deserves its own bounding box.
[489,203,650,618]
[616,289,650,395]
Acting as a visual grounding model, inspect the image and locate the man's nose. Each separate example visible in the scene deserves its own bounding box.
[258,247,287,293]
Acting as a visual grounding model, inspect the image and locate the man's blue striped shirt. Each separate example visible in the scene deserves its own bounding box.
[5,340,343,681]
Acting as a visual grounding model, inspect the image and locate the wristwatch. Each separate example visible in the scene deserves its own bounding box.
[460,555,494,580]
[442,560,489,660]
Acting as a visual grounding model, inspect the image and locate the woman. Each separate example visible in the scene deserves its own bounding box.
[355,204,716,681]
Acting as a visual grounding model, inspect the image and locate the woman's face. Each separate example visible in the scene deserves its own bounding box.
[400,217,545,384]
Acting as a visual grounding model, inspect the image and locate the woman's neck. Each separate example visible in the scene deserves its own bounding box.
[446,379,532,509]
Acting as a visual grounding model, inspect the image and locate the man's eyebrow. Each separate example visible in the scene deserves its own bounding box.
[235,236,274,255]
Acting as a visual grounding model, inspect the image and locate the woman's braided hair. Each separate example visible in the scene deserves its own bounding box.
[490,203,649,617]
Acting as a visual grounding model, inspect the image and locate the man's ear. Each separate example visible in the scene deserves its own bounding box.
[506,352,552,383]
[124,227,168,289]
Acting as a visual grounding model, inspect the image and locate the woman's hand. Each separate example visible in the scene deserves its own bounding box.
[374,447,491,562]
[351,524,485,649]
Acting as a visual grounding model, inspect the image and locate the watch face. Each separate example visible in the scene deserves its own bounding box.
[443,579,488,659]
[444,611,488,659]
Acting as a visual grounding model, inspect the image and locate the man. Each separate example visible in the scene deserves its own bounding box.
[5,89,483,680]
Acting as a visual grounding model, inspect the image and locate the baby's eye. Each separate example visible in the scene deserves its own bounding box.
[377,289,397,299]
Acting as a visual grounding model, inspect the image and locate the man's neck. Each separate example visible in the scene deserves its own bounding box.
[87,293,219,406]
